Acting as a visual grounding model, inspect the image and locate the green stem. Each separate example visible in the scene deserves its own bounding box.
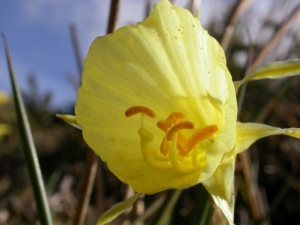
[237,82,248,119]
[2,34,53,225]
[198,199,211,225]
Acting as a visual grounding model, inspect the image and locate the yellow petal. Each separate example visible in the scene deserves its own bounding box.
[236,122,300,154]
[76,0,237,193]
[202,156,235,225]
[56,114,81,130]
[97,193,141,225]
[234,59,300,91]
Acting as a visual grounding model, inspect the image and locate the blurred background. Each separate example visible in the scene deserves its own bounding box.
[1,0,300,224]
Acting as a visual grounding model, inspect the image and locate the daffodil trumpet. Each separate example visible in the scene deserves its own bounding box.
[75,0,300,224]
[125,105,218,173]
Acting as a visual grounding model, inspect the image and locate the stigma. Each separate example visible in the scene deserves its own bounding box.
[125,105,218,173]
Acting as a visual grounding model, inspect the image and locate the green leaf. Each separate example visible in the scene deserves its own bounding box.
[97,193,141,225]
[56,114,82,130]
[2,34,53,225]
[234,59,300,91]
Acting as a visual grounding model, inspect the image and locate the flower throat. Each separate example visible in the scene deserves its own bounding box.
[125,106,218,173]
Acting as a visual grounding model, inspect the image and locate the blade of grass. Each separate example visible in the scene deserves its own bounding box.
[188,185,211,225]
[2,34,53,225]
[96,193,142,225]
[198,200,211,225]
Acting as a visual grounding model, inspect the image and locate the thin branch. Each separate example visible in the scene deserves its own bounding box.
[186,0,201,14]
[250,5,300,71]
[220,0,254,51]
[145,0,152,18]
[70,24,83,81]
[107,0,122,34]
[239,150,267,222]
[73,150,99,225]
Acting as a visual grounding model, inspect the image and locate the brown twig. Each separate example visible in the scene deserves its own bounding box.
[73,150,99,225]
[70,24,83,81]
[186,0,201,14]
[254,78,295,123]
[239,150,267,223]
[145,0,152,18]
[93,163,105,221]
[220,0,254,51]
[249,5,300,71]
[107,0,122,34]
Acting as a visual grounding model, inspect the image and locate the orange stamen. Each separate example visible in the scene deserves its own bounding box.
[125,106,156,118]
[165,112,185,128]
[188,125,218,151]
[166,121,194,141]
[160,136,169,156]
[178,149,189,156]
[160,132,188,156]
[157,120,168,133]
[177,132,189,154]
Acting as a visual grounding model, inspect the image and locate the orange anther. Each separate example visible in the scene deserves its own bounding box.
[157,120,167,133]
[166,121,194,141]
[125,106,156,118]
[165,112,185,128]
[160,136,169,156]
[188,125,218,151]
[177,132,189,154]
[160,132,188,156]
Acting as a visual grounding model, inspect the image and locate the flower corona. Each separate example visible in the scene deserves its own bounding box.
[125,105,218,173]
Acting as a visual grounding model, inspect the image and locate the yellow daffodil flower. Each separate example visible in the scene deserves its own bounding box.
[75,0,300,224]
